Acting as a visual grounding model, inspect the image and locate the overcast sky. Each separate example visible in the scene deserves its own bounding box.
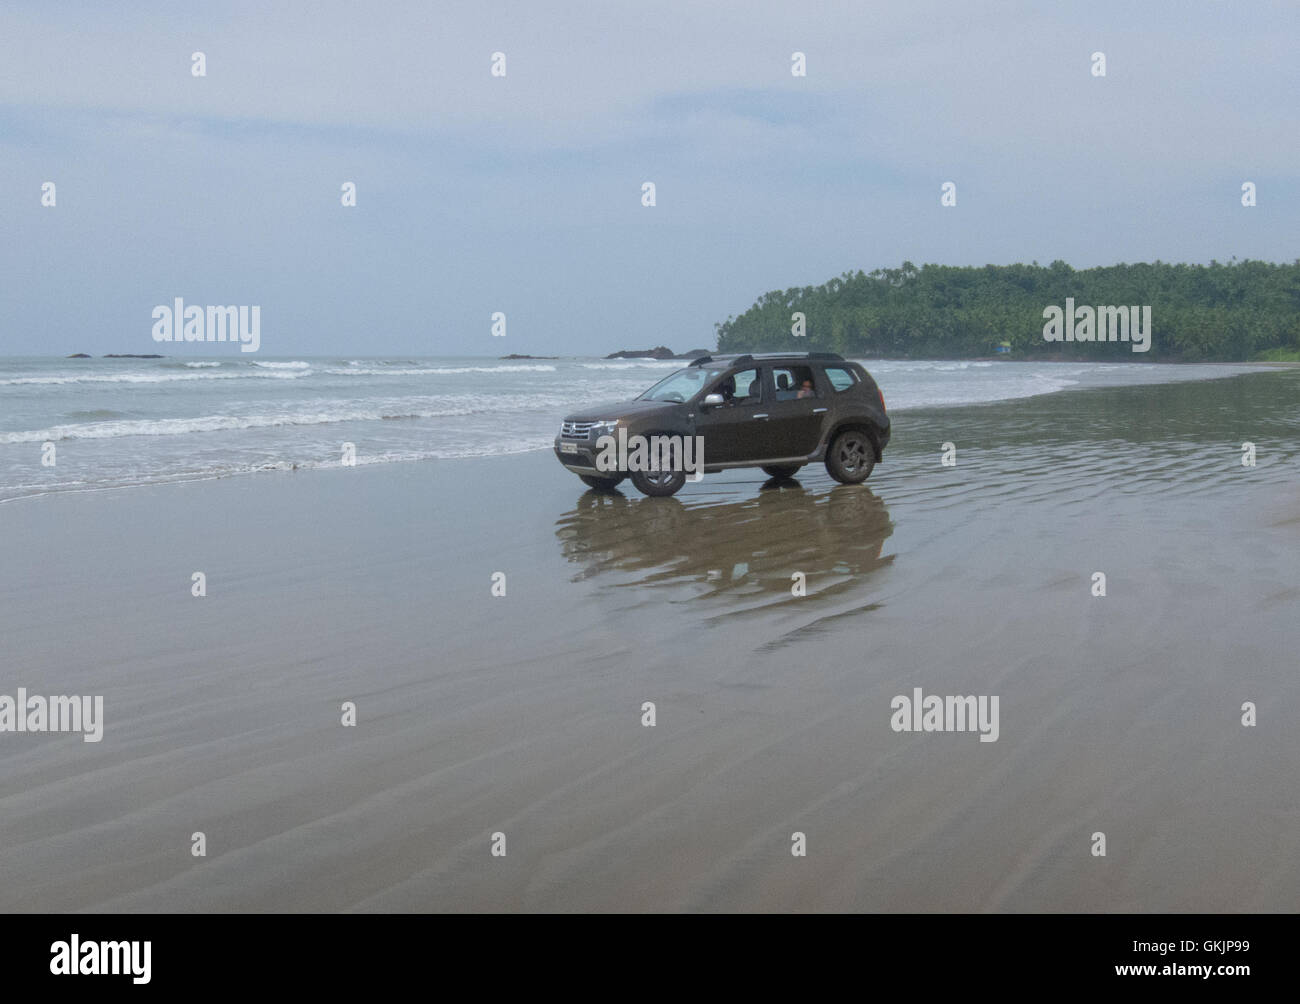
[2,0,1296,357]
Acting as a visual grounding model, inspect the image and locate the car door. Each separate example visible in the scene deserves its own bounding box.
[762,366,828,457]
[693,367,767,464]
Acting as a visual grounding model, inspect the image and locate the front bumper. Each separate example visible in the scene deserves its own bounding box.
[554,437,599,472]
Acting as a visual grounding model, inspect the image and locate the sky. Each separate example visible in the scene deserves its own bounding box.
[1,0,1296,357]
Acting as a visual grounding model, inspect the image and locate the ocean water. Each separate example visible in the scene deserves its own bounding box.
[0,355,1274,502]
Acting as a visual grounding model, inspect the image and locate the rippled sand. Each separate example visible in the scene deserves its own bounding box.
[1,369,1297,911]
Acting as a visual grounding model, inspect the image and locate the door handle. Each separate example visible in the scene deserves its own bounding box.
[813,407,828,413]
[752,413,768,419]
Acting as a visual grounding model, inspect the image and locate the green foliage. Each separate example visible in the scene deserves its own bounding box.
[714,260,1300,361]
[1257,347,1300,362]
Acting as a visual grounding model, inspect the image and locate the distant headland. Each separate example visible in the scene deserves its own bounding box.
[714,260,1300,362]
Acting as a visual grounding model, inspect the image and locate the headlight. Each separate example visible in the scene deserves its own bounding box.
[590,420,619,438]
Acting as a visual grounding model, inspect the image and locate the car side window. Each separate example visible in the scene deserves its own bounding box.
[710,368,761,406]
[773,366,819,401]
[824,366,857,392]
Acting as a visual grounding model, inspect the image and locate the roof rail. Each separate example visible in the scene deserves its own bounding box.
[693,351,843,365]
[688,353,753,367]
[748,351,846,362]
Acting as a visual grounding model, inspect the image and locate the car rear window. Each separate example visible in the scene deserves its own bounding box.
[824,366,858,392]
[772,366,818,400]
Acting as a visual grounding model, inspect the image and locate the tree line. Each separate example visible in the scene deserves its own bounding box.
[713,260,1300,361]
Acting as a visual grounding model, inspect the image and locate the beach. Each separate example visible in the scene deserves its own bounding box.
[1,367,1297,912]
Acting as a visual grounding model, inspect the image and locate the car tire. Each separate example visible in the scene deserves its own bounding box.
[825,429,875,484]
[626,436,689,497]
[630,467,687,497]
[579,474,625,492]
[761,465,802,479]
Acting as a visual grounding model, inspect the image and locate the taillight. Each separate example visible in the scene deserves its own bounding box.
[878,388,886,412]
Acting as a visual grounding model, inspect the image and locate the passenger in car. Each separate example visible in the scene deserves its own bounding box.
[797,379,815,399]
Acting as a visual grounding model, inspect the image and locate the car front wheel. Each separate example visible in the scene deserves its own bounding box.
[628,436,689,497]
[629,466,687,497]
[825,429,875,484]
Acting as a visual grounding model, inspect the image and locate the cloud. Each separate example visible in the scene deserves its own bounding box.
[0,1,1296,355]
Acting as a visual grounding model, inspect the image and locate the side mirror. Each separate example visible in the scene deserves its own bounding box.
[702,393,725,407]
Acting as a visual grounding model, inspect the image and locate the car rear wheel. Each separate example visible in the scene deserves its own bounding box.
[825,429,875,484]
[579,474,625,492]
[761,465,802,479]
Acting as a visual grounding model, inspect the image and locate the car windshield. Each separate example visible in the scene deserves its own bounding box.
[637,367,722,403]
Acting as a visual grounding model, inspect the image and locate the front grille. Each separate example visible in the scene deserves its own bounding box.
[561,421,598,439]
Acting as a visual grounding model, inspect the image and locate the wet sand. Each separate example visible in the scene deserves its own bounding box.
[1,369,1298,911]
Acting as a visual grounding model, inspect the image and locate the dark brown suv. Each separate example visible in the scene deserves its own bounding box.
[554,352,890,496]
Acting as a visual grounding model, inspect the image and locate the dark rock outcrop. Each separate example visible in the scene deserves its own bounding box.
[605,346,677,360]
[605,346,713,360]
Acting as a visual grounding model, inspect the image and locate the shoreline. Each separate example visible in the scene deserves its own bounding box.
[2,361,1287,507]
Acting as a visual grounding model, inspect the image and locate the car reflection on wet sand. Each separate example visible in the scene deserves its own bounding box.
[554,478,895,627]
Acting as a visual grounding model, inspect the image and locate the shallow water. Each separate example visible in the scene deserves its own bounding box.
[0,355,1278,501]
